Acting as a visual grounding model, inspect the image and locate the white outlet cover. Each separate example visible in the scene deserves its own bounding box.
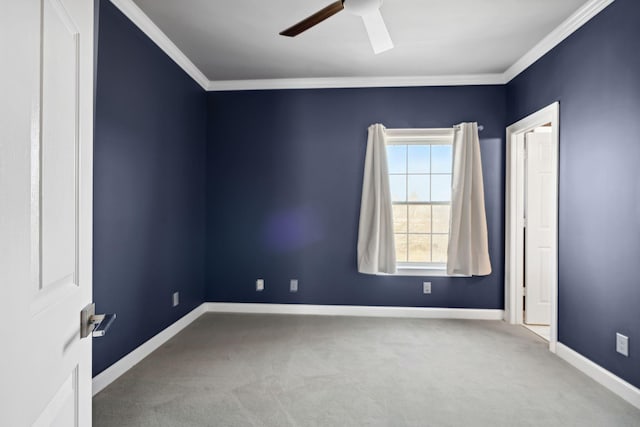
[256,279,264,291]
[616,333,629,357]
[290,279,298,292]
[423,282,431,294]
[172,292,179,307]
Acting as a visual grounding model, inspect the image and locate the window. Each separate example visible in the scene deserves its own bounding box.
[386,129,453,272]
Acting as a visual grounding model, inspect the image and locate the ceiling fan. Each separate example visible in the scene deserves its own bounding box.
[279,0,393,54]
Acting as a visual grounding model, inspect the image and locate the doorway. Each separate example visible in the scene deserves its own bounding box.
[505,102,559,352]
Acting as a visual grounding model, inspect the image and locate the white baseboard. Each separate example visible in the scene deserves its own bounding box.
[92,304,207,396]
[556,343,640,410]
[204,302,504,320]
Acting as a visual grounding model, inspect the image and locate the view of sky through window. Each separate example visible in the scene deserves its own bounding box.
[387,143,452,264]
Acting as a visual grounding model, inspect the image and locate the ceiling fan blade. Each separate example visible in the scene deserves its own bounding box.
[361,9,393,54]
[280,1,344,37]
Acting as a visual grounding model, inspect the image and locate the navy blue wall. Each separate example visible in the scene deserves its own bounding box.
[507,0,640,388]
[94,0,638,388]
[93,0,207,376]
[206,86,506,308]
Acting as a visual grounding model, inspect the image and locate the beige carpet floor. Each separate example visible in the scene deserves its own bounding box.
[93,313,640,426]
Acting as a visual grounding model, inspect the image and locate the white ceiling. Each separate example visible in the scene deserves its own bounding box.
[129,0,591,83]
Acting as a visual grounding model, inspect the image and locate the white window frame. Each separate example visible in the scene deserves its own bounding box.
[385,128,455,277]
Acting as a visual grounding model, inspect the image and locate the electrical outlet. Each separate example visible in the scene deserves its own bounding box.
[616,333,629,357]
[172,292,179,307]
[256,279,264,292]
[423,282,431,294]
[290,279,298,293]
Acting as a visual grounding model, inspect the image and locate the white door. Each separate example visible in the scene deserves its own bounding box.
[0,0,94,425]
[524,130,557,325]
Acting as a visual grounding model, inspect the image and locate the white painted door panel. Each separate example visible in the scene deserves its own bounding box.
[0,0,93,425]
[524,131,556,325]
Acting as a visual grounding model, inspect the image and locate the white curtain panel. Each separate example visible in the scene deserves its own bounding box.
[357,124,396,274]
[447,122,492,276]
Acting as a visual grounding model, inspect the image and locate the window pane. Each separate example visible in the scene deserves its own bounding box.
[389,175,406,202]
[432,205,450,233]
[395,233,408,262]
[386,145,406,174]
[431,175,451,202]
[408,234,431,262]
[408,175,430,201]
[408,205,431,233]
[432,145,452,173]
[408,145,430,173]
[432,234,449,263]
[392,205,407,233]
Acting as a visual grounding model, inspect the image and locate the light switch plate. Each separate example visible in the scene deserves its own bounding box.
[256,279,264,292]
[172,292,179,307]
[290,279,298,293]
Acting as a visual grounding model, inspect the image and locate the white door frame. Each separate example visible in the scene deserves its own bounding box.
[504,102,560,353]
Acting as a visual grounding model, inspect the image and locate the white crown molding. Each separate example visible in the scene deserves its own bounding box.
[204,302,504,320]
[503,0,615,82]
[92,304,207,396]
[206,74,506,91]
[109,0,614,91]
[108,0,209,90]
[556,343,640,410]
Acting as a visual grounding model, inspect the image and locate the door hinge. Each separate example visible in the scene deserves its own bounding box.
[522,217,527,228]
